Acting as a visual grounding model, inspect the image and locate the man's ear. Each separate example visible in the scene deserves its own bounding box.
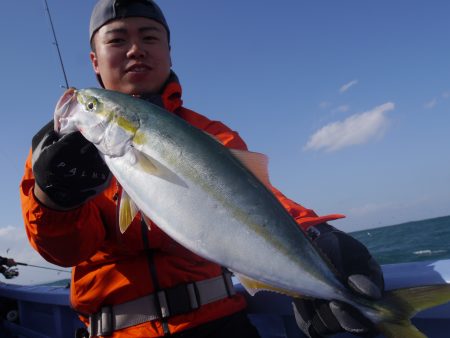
[90,51,100,75]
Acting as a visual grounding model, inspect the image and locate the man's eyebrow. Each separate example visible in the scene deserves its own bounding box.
[104,28,127,35]
[139,26,163,33]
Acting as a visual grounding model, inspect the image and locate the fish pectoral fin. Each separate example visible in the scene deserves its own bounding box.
[118,190,139,233]
[134,148,158,174]
[235,273,295,297]
[132,148,188,188]
[229,149,272,189]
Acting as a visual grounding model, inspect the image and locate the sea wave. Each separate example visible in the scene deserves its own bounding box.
[413,249,447,256]
[351,215,450,264]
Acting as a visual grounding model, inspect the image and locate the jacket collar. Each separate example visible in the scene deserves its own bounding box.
[139,70,183,113]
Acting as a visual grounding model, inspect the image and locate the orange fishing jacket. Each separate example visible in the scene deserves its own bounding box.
[20,75,344,337]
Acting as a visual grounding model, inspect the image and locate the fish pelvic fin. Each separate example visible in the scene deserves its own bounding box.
[142,215,152,231]
[376,284,450,338]
[118,190,139,233]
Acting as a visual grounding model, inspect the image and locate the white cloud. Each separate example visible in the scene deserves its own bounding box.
[304,102,394,152]
[339,79,358,93]
[0,225,18,239]
[331,104,350,114]
[0,224,70,285]
[319,101,331,109]
[424,98,437,109]
[0,225,33,260]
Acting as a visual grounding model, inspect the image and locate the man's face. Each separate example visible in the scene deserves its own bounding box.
[90,17,171,95]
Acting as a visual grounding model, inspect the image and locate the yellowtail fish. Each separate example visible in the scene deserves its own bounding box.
[54,87,450,338]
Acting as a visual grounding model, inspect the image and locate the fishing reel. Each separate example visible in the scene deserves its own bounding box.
[2,267,19,279]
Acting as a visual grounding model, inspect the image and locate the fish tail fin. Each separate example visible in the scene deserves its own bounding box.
[378,321,427,338]
[376,284,450,338]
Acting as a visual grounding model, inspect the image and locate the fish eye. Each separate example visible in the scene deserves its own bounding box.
[86,98,98,111]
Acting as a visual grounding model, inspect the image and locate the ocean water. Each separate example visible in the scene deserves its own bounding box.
[350,215,450,265]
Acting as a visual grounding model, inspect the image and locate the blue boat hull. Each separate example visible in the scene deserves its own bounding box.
[1,259,450,338]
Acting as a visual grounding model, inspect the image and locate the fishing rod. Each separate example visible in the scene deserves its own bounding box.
[16,262,71,274]
[42,0,70,89]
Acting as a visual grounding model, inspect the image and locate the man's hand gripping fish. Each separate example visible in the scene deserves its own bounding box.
[55,87,450,338]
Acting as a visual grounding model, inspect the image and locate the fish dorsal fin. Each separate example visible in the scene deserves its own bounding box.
[234,272,296,297]
[119,189,139,234]
[230,149,271,189]
[200,131,272,189]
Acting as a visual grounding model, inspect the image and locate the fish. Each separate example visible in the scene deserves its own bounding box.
[54,87,450,338]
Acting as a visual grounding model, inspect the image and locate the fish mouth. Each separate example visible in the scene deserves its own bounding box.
[54,87,78,133]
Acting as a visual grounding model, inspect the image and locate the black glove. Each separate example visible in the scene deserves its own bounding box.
[32,120,111,208]
[292,223,384,338]
[1,267,19,279]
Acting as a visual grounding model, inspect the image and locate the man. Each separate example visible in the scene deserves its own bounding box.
[21,1,383,337]
[0,256,18,280]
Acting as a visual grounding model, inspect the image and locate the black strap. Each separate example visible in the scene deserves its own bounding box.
[141,217,171,335]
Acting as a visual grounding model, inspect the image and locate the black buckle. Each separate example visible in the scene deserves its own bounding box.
[99,306,113,336]
[157,283,200,318]
[222,270,235,297]
[75,327,89,338]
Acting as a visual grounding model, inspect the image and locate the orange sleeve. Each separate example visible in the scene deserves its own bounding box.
[176,107,248,150]
[203,121,248,150]
[20,150,107,267]
[270,186,345,231]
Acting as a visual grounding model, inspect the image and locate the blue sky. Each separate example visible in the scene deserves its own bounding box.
[1,1,449,284]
